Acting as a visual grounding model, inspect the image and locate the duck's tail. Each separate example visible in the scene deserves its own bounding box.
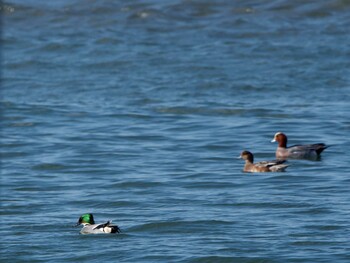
[314,143,328,155]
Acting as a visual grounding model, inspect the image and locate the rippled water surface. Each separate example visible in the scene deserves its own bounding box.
[1,0,350,262]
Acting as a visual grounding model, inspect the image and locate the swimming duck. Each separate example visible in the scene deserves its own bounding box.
[76,213,120,234]
[271,132,328,159]
[239,150,289,172]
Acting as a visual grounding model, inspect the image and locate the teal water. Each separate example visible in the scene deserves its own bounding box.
[1,1,350,262]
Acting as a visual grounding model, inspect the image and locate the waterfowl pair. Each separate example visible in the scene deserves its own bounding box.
[76,213,120,234]
[239,132,328,173]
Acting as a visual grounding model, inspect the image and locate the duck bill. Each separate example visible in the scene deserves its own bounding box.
[271,138,276,142]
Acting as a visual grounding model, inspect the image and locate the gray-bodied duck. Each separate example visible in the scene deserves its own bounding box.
[271,132,328,160]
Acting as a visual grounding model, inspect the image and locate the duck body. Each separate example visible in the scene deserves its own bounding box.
[80,221,120,234]
[274,144,327,159]
[77,213,120,234]
[239,151,289,173]
[272,132,328,160]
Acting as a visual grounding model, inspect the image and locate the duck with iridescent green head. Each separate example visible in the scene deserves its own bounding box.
[76,213,120,234]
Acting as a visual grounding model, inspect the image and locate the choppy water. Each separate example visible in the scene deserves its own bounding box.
[1,0,350,262]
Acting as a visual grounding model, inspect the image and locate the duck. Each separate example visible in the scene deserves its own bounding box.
[271,132,328,159]
[238,150,289,172]
[76,213,120,234]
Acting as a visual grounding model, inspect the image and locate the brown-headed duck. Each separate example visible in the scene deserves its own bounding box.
[271,132,328,160]
[239,150,289,173]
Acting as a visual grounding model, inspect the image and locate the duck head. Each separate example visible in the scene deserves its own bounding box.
[77,213,95,226]
[239,151,254,163]
[271,132,287,147]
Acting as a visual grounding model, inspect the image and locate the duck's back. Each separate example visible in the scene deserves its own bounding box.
[278,143,328,159]
[244,159,288,172]
[80,224,101,234]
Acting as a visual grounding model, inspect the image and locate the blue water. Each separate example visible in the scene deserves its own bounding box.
[1,0,350,262]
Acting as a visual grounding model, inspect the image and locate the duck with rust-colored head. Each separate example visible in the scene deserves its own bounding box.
[76,213,120,234]
[239,150,289,173]
[271,132,328,160]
